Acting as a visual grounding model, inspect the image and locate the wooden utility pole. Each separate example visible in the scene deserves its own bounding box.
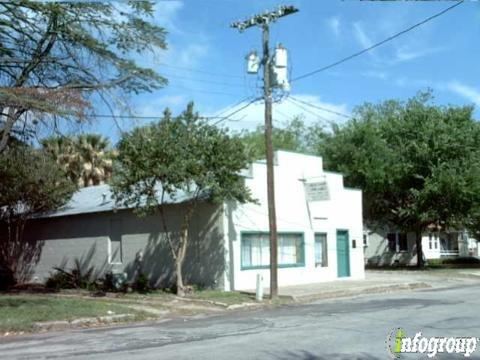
[231,5,298,299]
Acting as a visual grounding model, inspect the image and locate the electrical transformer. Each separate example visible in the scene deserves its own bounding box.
[246,51,260,74]
[271,44,290,91]
[274,44,287,68]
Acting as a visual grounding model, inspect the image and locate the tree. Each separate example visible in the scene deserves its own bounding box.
[111,103,253,296]
[42,134,115,187]
[239,117,324,160]
[0,144,75,284]
[76,134,115,187]
[319,92,480,267]
[41,136,81,185]
[0,1,167,152]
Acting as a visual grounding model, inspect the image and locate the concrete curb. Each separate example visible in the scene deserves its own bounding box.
[33,314,135,331]
[367,269,480,281]
[227,302,262,310]
[289,282,431,303]
[174,296,230,308]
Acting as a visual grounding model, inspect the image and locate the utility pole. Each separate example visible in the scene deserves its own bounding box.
[231,5,298,299]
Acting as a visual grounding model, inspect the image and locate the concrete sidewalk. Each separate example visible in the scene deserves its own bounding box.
[249,269,480,302]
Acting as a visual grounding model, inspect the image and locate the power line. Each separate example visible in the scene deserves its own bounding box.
[285,97,335,125]
[212,96,255,117]
[0,58,246,84]
[79,96,257,122]
[292,1,464,83]
[160,73,251,89]
[166,84,244,97]
[288,96,352,118]
[212,97,261,126]
[83,113,238,121]
[159,63,244,80]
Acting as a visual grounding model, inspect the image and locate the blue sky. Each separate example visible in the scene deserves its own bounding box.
[89,0,480,141]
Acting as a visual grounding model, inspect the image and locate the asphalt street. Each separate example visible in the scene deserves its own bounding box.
[1,283,480,360]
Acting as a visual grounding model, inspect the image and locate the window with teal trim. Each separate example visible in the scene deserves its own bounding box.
[241,233,270,269]
[278,233,304,266]
[241,232,304,269]
[314,233,328,267]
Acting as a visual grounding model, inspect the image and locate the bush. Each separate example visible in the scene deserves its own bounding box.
[441,257,480,265]
[133,273,151,294]
[426,259,443,268]
[45,260,95,290]
[101,271,128,293]
[0,266,15,291]
[45,270,74,290]
[160,283,195,295]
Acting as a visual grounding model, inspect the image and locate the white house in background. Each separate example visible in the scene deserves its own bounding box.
[17,150,364,291]
[225,150,365,290]
[364,227,479,266]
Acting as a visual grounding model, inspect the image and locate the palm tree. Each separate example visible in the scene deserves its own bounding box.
[42,134,115,187]
[41,136,82,184]
[75,134,114,187]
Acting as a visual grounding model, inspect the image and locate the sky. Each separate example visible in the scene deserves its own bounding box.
[87,0,480,141]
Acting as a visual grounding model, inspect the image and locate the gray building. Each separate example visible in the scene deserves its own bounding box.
[20,185,225,289]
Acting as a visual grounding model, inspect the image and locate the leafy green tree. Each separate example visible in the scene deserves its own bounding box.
[112,103,253,296]
[0,1,167,152]
[0,144,75,284]
[320,93,480,267]
[239,117,324,160]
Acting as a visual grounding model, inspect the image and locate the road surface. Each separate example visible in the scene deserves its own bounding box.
[1,282,480,359]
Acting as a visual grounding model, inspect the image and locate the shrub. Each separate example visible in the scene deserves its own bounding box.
[101,271,128,292]
[45,270,74,290]
[442,257,480,265]
[0,266,15,291]
[45,259,95,290]
[426,259,443,268]
[133,273,151,294]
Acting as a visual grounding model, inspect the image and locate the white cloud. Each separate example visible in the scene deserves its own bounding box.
[446,81,480,106]
[353,22,374,50]
[153,1,184,33]
[177,43,209,68]
[362,71,389,80]
[362,75,480,108]
[209,94,350,132]
[327,16,341,37]
[150,33,210,70]
[393,46,448,64]
[352,20,448,67]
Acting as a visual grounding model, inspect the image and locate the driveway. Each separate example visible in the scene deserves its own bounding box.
[1,277,480,359]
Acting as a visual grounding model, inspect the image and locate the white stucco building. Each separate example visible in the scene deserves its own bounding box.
[223,150,365,290]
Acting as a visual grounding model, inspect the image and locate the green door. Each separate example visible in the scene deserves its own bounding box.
[336,230,350,277]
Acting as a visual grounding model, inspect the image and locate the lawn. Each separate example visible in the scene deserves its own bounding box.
[187,290,255,305]
[0,295,143,333]
[118,289,256,306]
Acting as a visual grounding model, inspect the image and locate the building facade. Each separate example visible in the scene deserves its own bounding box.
[15,151,365,291]
[224,151,364,290]
[364,227,479,266]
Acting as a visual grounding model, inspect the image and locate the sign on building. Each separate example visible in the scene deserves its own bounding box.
[304,181,329,202]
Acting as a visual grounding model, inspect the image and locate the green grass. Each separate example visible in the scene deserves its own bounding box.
[0,295,142,333]
[188,290,255,305]
[120,289,256,306]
